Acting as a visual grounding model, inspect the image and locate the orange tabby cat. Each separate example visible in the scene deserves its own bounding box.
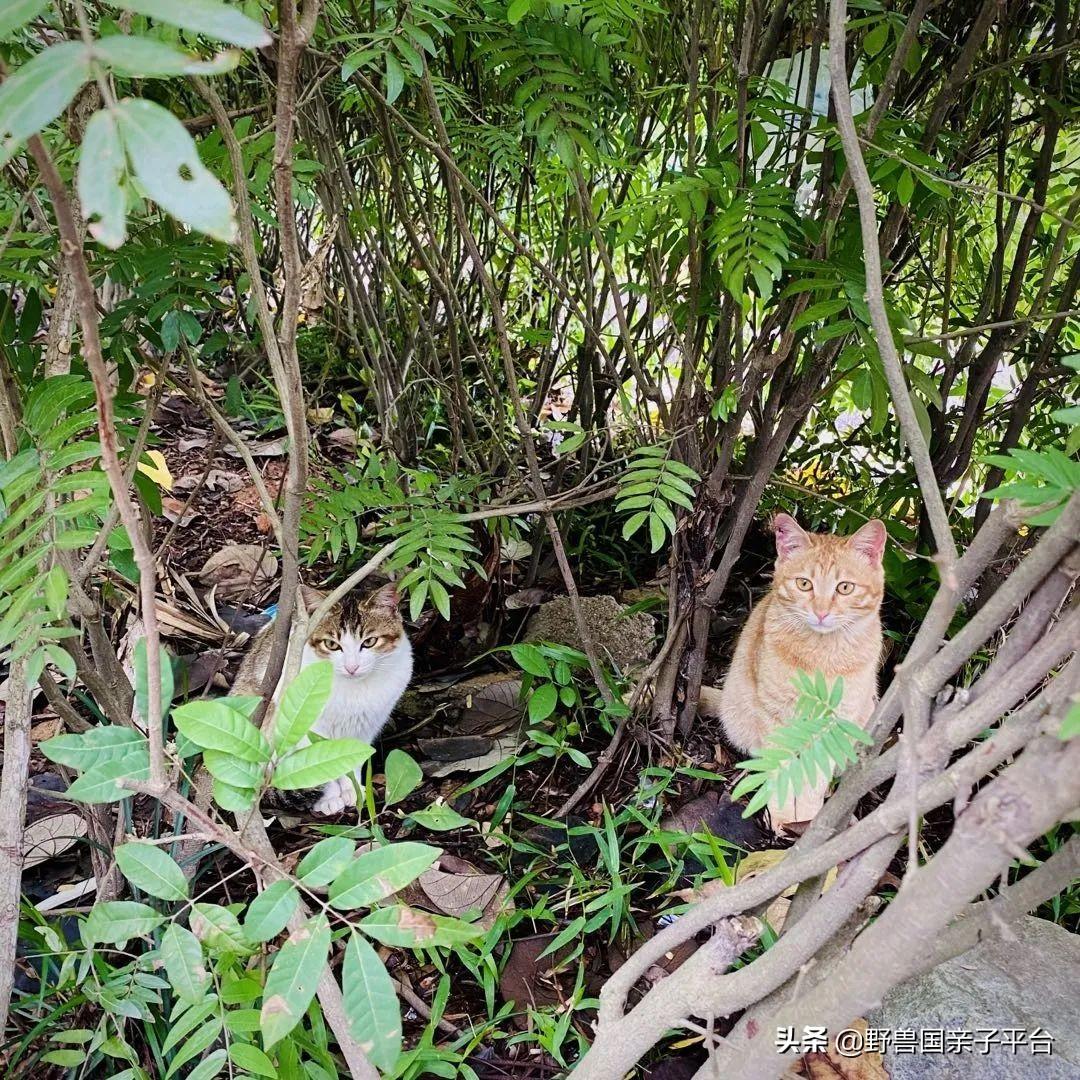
[712,513,886,829]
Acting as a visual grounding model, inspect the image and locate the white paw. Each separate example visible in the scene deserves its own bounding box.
[313,778,347,815]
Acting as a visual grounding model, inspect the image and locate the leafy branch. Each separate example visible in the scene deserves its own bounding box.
[731,671,873,818]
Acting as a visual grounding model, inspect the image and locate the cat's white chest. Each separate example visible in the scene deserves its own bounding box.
[300,638,413,745]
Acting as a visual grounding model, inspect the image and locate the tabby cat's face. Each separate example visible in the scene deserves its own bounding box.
[771,514,885,635]
[302,583,405,678]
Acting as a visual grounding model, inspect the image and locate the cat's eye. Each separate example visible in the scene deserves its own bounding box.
[321,639,341,651]
[360,635,379,649]
[795,577,813,592]
[836,581,855,595]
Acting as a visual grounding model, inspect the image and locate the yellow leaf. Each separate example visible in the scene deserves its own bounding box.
[137,450,173,491]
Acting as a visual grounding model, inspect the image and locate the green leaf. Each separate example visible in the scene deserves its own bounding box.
[160,924,210,1004]
[172,700,271,762]
[112,98,238,243]
[359,905,484,948]
[184,1048,226,1080]
[108,0,272,47]
[115,841,188,901]
[190,903,251,955]
[94,36,239,78]
[296,835,356,887]
[203,749,264,788]
[273,660,333,750]
[0,0,48,39]
[229,1043,278,1078]
[329,842,442,910]
[528,682,558,723]
[82,901,164,946]
[41,1050,85,1067]
[271,738,373,790]
[0,42,92,167]
[212,778,256,812]
[1057,703,1080,741]
[509,643,551,678]
[243,880,299,943]
[384,51,405,105]
[64,751,150,803]
[897,168,915,206]
[384,748,423,806]
[260,916,331,1049]
[342,932,402,1073]
[406,804,473,832]
[863,21,888,55]
[507,0,531,23]
[648,512,666,552]
[40,725,146,770]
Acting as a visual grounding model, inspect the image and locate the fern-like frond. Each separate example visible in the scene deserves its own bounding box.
[616,445,700,552]
[730,671,872,818]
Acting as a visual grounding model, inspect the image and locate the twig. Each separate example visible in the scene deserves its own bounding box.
[904,307,1080,346]
[828,0,957,569]
[26,135,166,792]
[0,658,33,1033]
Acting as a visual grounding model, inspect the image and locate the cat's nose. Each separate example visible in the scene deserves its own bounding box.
[345,662,360,675]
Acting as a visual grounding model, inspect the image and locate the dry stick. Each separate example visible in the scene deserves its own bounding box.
[904,306,1080,346]
[25,136,166,792]
[829,0,959,890]
[828,0,957,569]
[0,658,33,1034]
[419,68,616,708]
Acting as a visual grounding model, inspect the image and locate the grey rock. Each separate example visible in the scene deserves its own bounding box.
[524,594,656,672]
[867,916,1080,1078]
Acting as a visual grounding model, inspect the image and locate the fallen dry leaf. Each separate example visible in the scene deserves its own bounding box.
[22,813,87,870]
[224,436,287,458]
[421,734,521,777]
[459,677,523,736]
[198,544,278,600]
[328,427,358,449]
[30,717,62,742]
[498,933,575,1019]
[504,587,549,610]
[413,854,510,929]
[161,496,199,526]
[791,1018,887,1080]
[660,790,768,849]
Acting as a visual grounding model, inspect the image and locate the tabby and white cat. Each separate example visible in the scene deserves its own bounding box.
[232,580,412,814]
[704,513,886,829]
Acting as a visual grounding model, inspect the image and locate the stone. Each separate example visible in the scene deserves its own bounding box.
[867,916,1080,1078]
[524,594,656,672]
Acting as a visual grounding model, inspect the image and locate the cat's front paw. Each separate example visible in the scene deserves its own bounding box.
[313,778,348,815]
[312,776,360,815]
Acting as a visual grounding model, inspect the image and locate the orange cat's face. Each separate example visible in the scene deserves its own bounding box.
[770,514,886,635]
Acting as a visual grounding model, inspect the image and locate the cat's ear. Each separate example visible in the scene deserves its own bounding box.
[848,519,887,563]
[365,582,400,614]
[773,513,810,559]
[299,585,327,614]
